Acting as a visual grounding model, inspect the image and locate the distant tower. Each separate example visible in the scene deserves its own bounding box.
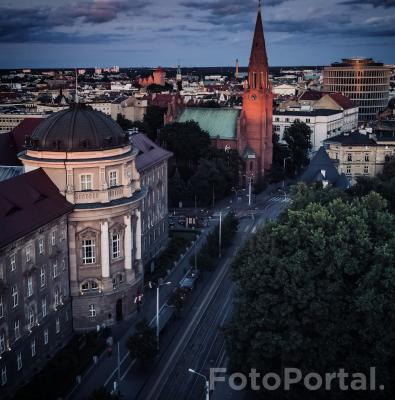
[153,66,166,86]
[235,58,239,80]
[238,1,273,179]
[176,64,182,91]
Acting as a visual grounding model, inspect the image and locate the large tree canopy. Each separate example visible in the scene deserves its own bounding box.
[226,188,395,399]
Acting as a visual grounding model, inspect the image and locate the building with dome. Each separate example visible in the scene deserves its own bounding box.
[19,103,146,330]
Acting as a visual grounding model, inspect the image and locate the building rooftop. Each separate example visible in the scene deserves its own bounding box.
[177,107,241,139]
[26,103,128,152]
[324,131,376,146]
[273,109,341,117]
[0,168,74,247]
[129,133,172,171]
[300,147,349,189]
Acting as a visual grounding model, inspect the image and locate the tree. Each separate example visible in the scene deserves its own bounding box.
[380,155,395,181]
[143,105,166,141]
[283,120,312,175]
[159,121,211,171]
[226,192,395,399]
[116,113,133,130]
[127,319,157,366]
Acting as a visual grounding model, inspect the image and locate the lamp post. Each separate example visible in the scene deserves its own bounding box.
[218,211,222,259]
[188,368,210,400]
[283,156,291,190]
[156,281,171,350]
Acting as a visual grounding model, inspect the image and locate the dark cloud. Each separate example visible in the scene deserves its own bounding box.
[339,0,395,8]
[0,1,149,43]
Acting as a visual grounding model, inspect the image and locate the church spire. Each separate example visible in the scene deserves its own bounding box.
[249,2,268,70]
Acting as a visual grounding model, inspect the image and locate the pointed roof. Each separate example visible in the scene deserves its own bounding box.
[248,5,268,71]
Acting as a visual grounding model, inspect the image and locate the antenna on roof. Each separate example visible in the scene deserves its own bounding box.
[75,68,79,103]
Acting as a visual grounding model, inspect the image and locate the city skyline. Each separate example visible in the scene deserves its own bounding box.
[1,0,395,68]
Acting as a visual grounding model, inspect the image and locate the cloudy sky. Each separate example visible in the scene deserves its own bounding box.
[1,0,394,68]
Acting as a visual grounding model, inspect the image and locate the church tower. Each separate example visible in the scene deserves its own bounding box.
[238,1,273,179]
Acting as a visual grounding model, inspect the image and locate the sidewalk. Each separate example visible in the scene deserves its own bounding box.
[66,221,216,400]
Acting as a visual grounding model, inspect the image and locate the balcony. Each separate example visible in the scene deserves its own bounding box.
[73,182,140,205]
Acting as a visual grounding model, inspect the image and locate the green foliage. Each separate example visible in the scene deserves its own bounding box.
[116,113,133,130]
[168,287,188,314]
[194,212,239,270]
[283,120,312,175]
[159,121,212,168]
[226,192,395,399]
[380,155,395,181]
[127,319,157,364]
[143,105,166,141]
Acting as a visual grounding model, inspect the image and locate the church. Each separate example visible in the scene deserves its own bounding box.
[167,4,273,181]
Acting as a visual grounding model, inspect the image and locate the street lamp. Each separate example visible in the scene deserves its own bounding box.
[242,174,254,207]
[156,281,171,350]
[188,368,210,400]
[283,156,291,190]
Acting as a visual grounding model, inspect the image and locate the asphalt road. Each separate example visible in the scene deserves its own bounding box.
[131,196,288,400]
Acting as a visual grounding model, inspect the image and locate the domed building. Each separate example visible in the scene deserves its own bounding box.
[19,103,146,330]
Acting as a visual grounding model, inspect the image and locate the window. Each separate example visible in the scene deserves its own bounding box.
[61,259,66,271]
[40,267,46,287]
[306,118,311,123]
[118,274,124,283]
[54,287,60,307]
[112,234,120,259]
[364,165,369,174]
[51,231,56,246]
[26,245,32,262]
[14,320,20,340]
[0,332,5,354]
[275,117,280,122]
[109,171,118,188]
[346,165,351,174]
[29,307,35,329]
[285,118,290,122]
[0,296,3,319]
[347,153,352,162]
[12,285,18,308]
[1,366,6,386]
[42,298,47,317]
[81,280,98,292]
[10,254,16,271]
[31,340,36,357]
[39,238,44,254]
[365,153,370,162]
[82,240,96,264]
[44,329,49,345]
[56,317,60,334]
[27,276,33,297]
[60,228,65,241]
[89,304,96,317]
[80,174,92,191]
[53,260,58,278]
[17,353,22,370]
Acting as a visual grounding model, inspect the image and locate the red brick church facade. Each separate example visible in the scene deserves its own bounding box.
[166,5,273,180]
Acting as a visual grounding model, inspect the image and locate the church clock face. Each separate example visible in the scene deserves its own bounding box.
[251,95,256,101]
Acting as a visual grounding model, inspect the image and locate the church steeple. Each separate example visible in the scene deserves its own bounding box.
[248,2,269,90]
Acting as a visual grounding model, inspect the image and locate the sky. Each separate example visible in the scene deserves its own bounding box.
[0,0,394,68]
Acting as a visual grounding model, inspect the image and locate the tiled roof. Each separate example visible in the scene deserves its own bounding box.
[299,90,324,101]
[0,118,43,166]
[327,93,355,110]
[129,133,172,172]
[177,107,240,139]
[0,169,74,247]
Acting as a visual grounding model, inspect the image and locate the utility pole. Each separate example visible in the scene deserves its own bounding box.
[156,285,159,351]
[212,184,215,209]
[219,211,222,258]
[117,341,121,381]
[248,176,252,207]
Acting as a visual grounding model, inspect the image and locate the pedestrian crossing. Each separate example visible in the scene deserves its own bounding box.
[269,195,291,203]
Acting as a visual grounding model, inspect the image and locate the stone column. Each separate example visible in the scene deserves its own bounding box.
[100,220,110,278]
[135,209,142,260]
[124,215,132,270]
